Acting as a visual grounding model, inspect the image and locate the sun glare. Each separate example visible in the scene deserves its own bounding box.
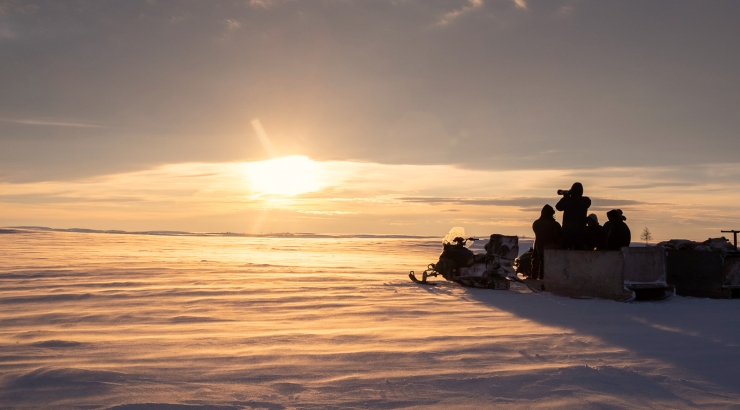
[244,156,324,196]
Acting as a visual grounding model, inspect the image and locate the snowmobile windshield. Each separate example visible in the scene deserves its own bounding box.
[443,227,466,246]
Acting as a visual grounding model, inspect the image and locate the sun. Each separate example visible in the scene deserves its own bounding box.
[244,156,324,196]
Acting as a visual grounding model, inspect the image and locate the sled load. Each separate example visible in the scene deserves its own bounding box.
[409,227,518,289]
[660,235,740,299]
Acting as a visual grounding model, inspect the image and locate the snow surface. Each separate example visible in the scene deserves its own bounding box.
[1,230,739,409]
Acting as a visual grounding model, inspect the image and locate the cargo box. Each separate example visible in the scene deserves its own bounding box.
[544,247,673,301]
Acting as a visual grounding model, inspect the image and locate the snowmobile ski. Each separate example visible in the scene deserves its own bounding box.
[509,276,545,293]
[409,271,437,285]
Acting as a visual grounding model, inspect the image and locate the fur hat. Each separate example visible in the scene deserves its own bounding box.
[607,209,627,222]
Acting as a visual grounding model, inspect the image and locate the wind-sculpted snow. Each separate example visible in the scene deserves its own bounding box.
[0,230,738,408]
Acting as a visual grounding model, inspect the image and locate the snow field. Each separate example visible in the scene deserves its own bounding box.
[1,231,739,409]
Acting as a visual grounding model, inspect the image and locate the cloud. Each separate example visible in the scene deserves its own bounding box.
[556,0,579,17]
[398,196,648,209]
[513,0,527,10]
[296,210,360,215]
[592,198,647,206]
[0,194,144,204]
[606,182,697,190]
[222,19,241,32]
[437,0,483,26]
[169,13,191,24]
[0,118,106,128]
[0,158,737,238]
[0,22,15,39]
[0,1,38,17]
[249,0,284,9]
[400,196,552,207]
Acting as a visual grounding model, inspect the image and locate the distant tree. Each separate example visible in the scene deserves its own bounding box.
[640,227,653,246]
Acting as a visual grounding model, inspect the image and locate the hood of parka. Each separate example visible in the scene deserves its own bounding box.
[570,182,584,198]
[540,204,556,219]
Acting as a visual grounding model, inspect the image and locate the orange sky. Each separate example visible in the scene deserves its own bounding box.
[2,151,738,240]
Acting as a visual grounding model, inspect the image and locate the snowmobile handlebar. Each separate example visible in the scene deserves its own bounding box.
[450,236,478,246]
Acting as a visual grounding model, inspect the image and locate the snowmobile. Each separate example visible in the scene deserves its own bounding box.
[409,227,520,289]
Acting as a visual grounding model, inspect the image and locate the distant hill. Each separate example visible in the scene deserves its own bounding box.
[3,226,436,239]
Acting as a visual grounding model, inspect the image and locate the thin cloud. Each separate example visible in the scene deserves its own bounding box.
[217,18,242,41]
[222,19,241,31]
[437,0,483,26]
[0,159,733,238]
[514,0,527,10]
[591,198,647,206]
[0,194,144,204]
[0,23,15,39]
[0,118,106,128]
[297,210,360,215]
[607,182,697,190]
[169,13,191,24]
[249,0,278,9]
[400,196,553,207]
[556,0,579,17]
[399,196,648,209]
[0,1,38,17]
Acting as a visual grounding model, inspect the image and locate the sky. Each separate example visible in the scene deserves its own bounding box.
[1,0,739,240]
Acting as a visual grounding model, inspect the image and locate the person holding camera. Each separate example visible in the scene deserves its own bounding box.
[555,182,591,250]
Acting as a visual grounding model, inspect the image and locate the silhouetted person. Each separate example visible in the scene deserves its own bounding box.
[603,208,623,238]
[585,213,606,250]
[555,182,591,250]
[605,209,631,250]
[531,204,562,280]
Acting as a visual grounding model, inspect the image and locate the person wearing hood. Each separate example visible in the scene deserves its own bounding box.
[605,209,631,250]
[530,204,562,280]
[603,208,623,238]
[555,182,591,250]
[585,213,606,250]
